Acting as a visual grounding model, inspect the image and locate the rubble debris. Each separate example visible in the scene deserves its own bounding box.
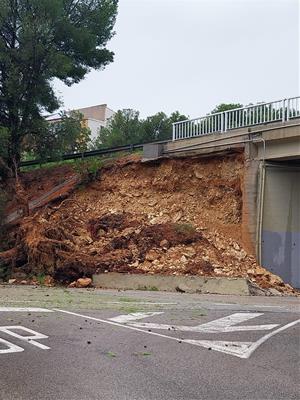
[76,277,92,288]
[0,153,297,295]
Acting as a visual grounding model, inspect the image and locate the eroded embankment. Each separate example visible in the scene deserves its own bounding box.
[0,153,296,295]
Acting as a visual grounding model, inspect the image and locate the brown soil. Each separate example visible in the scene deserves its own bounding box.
[1,153,297,295]
[5,165,76,214]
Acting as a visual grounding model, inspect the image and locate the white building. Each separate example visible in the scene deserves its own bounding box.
[46,104,115,141]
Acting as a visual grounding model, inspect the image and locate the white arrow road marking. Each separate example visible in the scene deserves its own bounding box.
[0,337,24,354]
[56,309,300,359]
[129,312,279,332]
[0,326,50,350]
[185,318,300,358]
[185,340,253,358]
[109,312,164,323]
[0,307,53,312]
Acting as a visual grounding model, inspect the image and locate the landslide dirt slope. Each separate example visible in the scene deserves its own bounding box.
[2,153,296,294]
[5,164,77,215]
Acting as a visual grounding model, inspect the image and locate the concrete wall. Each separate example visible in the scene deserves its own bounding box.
[86,119,105,141]
[77,104,108,121]
[163,121,300,161]
[256,136,300,160]
[261,164,300,288]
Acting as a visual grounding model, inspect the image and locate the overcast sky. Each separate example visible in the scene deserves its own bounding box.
[53,0,299,119]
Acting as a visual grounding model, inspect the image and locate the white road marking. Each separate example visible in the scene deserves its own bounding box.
[185,319,300,358]
[55,308,192,345]
[0,326,50,350]
[242,318,300,359]
[0,307,53,312]
[185,340,253,358]
[109,312,164,323]
[55,309,299,359]
[247,305,284,309]
[210,303,283,309]
[129,313,279,333]
[0,337,24,354]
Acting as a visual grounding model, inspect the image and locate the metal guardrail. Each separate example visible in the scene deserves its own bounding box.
[20,140,168,167]
[172,96,300,141]
[20,143,144,167]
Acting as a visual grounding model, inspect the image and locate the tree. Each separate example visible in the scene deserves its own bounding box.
[94,109,189,148]
[0,126,10,180]
[29,111,91,160]
[0,0,118,173]
[142,111,187,142]
[210,103,243,114]
[96,109,144,148]
[142,112,168,142]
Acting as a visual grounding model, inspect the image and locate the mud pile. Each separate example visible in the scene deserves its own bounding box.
[1,153,297,295]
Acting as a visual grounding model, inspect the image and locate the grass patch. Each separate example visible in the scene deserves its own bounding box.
[119,306,141,313]
[36,273,46,285]
[133,351,152,357]
[20,149,142,173]
[191,310,207,317]
[149,286,158,291]
[137,285,159,292]
[106,351,116,358]
[142,352,152,356]
[174,222,196,235]
[118,297,139,303]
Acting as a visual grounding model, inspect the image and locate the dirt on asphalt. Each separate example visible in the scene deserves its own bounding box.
[0,153,297,295]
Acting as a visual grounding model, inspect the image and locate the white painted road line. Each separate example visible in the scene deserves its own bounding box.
[0,307,53,312]
[242,319,300,359]
[184,340,254,358]
[55,309,300,359]
[0,337,24,354]
[109,312,164,323]
[0,326,50,350]
[129,313,279,333]
[185,319,300,358]
[55,308,201,350]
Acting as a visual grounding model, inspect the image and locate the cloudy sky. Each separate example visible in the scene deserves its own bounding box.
[54,0,299,119]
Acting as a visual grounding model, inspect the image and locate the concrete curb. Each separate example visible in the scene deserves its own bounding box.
[92,273,251,296]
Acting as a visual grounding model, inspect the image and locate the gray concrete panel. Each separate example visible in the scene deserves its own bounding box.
[261,164,300,288]
[262,230,300,288]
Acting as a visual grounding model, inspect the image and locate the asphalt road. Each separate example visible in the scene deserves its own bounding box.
[0,286,299,400]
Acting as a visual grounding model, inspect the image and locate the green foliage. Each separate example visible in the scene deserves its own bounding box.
[142,112,169,142]
[142,110,187,142]
[106,351,116,358]
[0,0,118,169]
[96,109,144,148]
[0,190,7,227]
[94,109,188,147]
[30,111,91,160]
[210,103,243,114]
[36,273,46,285]
[148,286,158,291]
[0,126,10,180]
[73,157,104,183]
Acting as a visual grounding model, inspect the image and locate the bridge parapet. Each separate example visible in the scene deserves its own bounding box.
[172,96,300,141]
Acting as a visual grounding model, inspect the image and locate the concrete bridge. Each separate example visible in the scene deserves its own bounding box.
[143,98,300,288]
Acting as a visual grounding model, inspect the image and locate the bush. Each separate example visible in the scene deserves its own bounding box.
[73,158,104,183]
